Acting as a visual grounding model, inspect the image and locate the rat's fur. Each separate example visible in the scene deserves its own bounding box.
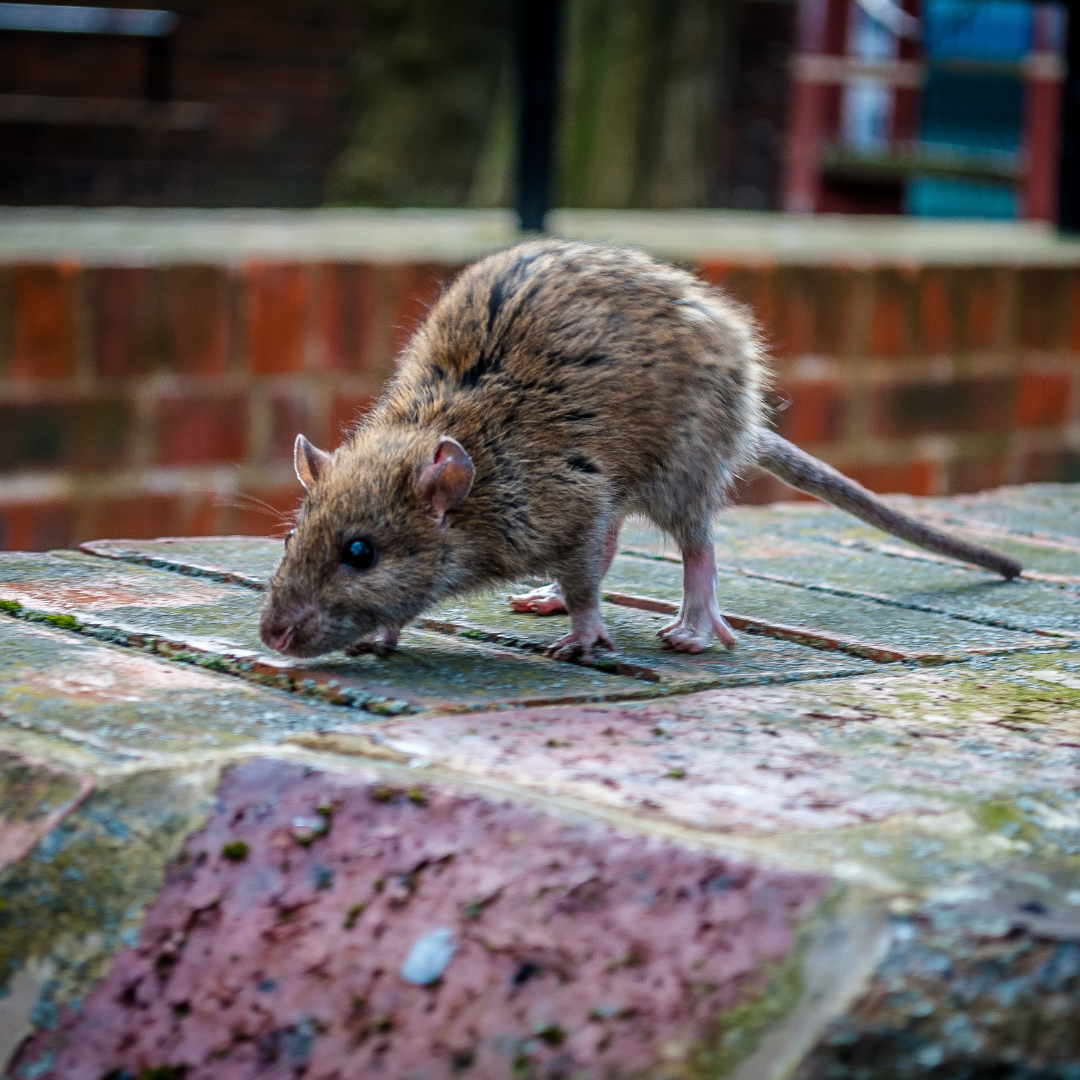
[260,238,1020,660]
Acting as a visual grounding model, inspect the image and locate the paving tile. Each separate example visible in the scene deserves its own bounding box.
[78,541,876,685]
[428,593,875,685]
[605,555,1050,662]
[922,482,1080,542]
[0,618,362,758]
[0,553,655,715]
[622,512,1080,638]
[82,535,284,588]
[7,756,829,1080]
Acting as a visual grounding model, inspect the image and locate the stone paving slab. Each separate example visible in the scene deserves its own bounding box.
[0,619,368,759]
[5,551,875,705]
[2,485,1080,1079]
[0,553,662,715]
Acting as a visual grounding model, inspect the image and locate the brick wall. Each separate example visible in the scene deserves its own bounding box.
[1,255,1078,550]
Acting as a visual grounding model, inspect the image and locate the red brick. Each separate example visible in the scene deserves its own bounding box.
[75,494,184,543]
[318,262,377,373]
[94,267,156,380]
[0,400,132,471]
[962,271,1008,352]
[328,392,377,444]
[775,380,848,445]
[772,270,816,359]
[245,262,307,374]
[946,456,1007,494]
[1017,269,1069,352]
[867,271,916,359]
[1067,274,1080,355]
[0,501,73,551]
[920,271,952,355]
[714,267,778,346]
[391,264,457,357]
[164,265,231,376]
[13,263,78,380]
[771,267,858,359]
[839,460,936,496]
[268,395,312,465]
[156,395,248,466]
[695,260,737,288]
[1018,450,1080,484]
[1016,371,1071,428]
[872,378,1014,437]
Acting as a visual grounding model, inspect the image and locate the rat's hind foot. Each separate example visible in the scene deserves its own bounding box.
[658,612,736,653]
[659,543,737,652]
[345,626,401,658]
[508,583,567,615]
[547,607,612,661]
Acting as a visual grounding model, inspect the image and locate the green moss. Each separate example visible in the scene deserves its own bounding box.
[0,769,214,1021]
[221,841,249,862]
[42,613,79,631]
[686,908,812,1078]
[0,599,21,616]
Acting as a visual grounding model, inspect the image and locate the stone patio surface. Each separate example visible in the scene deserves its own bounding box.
[0,484,1079,1079]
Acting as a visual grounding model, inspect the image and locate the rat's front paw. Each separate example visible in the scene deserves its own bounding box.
[345,626,401,658]
[547,628,613,662]
[508,583,567,615]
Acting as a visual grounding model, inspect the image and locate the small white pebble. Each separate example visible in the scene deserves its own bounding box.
[401,927,456,985]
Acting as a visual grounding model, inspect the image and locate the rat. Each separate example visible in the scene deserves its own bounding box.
[259,238,1021,661]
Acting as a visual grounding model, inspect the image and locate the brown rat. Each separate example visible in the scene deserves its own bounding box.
[259,238,1021,661]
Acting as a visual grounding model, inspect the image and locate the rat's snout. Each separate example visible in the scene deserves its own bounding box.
[259,601,319,656]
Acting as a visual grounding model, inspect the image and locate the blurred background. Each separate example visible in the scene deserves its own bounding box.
[0,0,1078,549]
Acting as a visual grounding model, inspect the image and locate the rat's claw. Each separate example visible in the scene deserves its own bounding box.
[657,612,736,652]
[345,626,400,658]
[547,628,613,662]
[508,583,567,615]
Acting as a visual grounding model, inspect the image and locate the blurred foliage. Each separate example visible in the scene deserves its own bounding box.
[329,0,731,209]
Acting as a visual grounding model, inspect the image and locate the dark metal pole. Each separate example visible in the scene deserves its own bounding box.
[1060,0,1080,231]
[515,0,563,233]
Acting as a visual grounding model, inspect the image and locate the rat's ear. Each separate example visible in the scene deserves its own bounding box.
[294,434,333,490]
[418,436,474,525]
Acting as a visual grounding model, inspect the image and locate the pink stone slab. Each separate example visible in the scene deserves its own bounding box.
[10,757,828,1080]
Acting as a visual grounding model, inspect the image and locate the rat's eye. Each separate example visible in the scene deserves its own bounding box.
[341,537,377,571]
[284,529,295,548]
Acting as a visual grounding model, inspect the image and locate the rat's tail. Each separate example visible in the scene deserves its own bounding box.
[755,429,1022,579]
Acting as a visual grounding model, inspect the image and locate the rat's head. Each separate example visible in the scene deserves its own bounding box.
[259,429,474,657]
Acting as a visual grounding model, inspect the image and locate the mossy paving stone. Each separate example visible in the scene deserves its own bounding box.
[1,551,875,704]
[0,553,656,714]
[84,531,1068,659]
[0,619,379,759]
[604,556,1052,661]
[920,482,1080,545]
[621,520,1080,639]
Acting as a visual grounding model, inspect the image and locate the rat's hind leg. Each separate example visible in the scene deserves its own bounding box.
[658,544,737,652]
[508,521,620,615]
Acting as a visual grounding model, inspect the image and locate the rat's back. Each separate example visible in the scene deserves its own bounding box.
[373,239,767,528]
